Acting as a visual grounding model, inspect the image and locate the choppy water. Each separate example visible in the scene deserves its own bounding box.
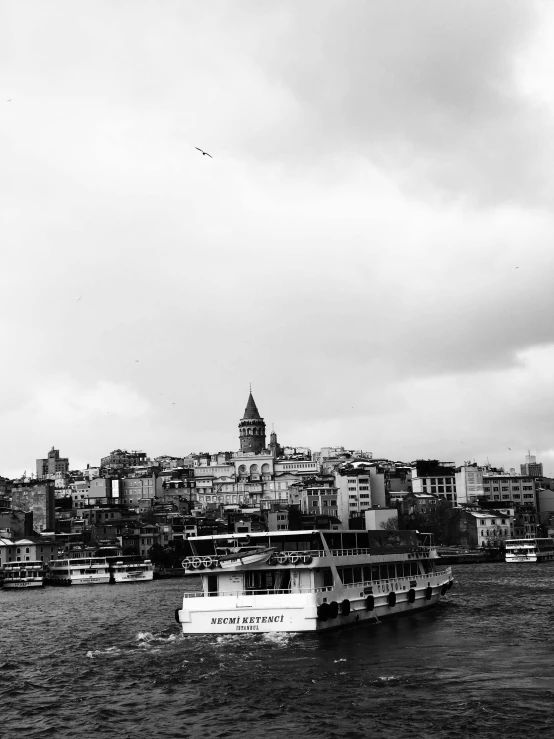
[2,563,554,738]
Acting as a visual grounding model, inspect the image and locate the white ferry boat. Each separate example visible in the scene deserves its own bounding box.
[1,561,45,588]
[175,529,453,634]
[505,538,554,563]
[47,557,111,586]
[108,556,154,583]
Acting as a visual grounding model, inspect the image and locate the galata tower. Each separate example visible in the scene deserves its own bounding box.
[239,391,266,454]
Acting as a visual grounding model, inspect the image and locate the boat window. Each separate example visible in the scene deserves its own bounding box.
[388,565,396,580]
[193,540,217,556]
[342,533,357,550]
[379,565,389,580]
[341,568,353,584]
[322,568,333,587]
[352,566,362,584]
[322,533,342,550]
[355,533,370,549]
[249,570,288,591]
[207,574,218,597]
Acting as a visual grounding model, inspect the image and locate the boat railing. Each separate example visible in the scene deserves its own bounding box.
[181,567,452,598]
[184,546,433,570]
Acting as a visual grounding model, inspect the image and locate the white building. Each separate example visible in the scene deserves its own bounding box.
[455,463,485,504]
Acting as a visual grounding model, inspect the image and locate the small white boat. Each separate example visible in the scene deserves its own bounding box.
[109,557,154,583]
[1,561,45,588]
[218,546,276,569]
[505,538,554,563]
[47,557,111,586]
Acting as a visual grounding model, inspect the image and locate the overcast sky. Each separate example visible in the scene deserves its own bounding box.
[2,0,554,478]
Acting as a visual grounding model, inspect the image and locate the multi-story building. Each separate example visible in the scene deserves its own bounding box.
[10,480,56,532]
[455,463,485,504]
[520,453,544,479]
[0,508,33,539]
[119,472,157,508]
[446,507,514,548]
[36,447,69,480]
[481,473,537,508]
[100,449,150,470]
[155,455,185,470]
[267,510,290,531]
[411,460,457,503]
[334,462,386,525]
[0,537,57,566]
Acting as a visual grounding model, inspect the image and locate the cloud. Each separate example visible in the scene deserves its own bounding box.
[225,0,553,207]
[1,1,554,480]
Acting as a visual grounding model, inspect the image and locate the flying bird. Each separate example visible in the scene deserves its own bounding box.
[195,147,212,158]
[508,447,512,450]
[6,99,12,102]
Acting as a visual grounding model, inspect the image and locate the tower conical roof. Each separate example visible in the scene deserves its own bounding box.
[243,391,261,420]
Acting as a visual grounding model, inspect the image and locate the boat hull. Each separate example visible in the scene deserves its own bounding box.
[3,580,44,589]
[176,575,453,634]
[49,575,111,586]
[112,571,154,583]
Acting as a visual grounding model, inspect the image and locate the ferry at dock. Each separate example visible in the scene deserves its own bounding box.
[108,556,154,583]
[1,561,45,588]
[505,538,554,563]
[47,557,111,586]
[174,529,453,634]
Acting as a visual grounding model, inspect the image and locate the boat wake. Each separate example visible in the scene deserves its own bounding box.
[86,646,121,659]
[135,631,178,647]
[261,631,296,646]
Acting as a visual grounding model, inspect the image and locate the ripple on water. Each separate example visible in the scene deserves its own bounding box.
[2,564,554,738]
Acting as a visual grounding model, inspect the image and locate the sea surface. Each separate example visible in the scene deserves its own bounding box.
[2,563,554,739]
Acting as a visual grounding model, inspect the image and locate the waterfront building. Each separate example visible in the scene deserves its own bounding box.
[0,537,57,566]
[36,447,69,480]
[446,507,514,548]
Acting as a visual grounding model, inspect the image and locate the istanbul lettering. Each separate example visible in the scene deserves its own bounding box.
[210,615,285,631]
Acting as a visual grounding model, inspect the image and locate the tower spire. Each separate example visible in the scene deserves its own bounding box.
[238,389,266,453]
